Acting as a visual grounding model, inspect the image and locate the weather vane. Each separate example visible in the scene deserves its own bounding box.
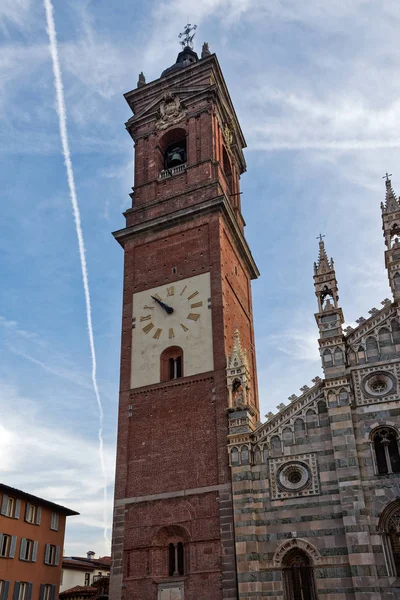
[179,23,197,49]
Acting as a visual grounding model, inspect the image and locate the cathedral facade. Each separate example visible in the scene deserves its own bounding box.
[110,31,400,600]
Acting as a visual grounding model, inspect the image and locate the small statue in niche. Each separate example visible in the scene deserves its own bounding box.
[137,72,146,88]
[232,377,244,405]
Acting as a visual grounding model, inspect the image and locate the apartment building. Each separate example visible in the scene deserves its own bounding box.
[0,484,78,600]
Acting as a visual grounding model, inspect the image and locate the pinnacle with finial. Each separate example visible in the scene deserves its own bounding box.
[382,173,400,213]
[315,235,332,275]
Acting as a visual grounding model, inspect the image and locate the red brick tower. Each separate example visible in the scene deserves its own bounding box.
[110,30,259,600]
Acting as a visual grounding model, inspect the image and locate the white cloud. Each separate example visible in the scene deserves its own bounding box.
[0,381,114,554]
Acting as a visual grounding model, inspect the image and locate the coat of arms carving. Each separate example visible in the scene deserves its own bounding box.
[156,92,186,130]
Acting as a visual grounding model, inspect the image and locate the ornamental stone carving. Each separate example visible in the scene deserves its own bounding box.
[273,538,321,567]
[156,92,186,130]
[269,453,320,500]
[226,330,251,408]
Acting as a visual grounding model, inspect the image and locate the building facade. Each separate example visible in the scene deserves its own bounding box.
[60,553,110,592]
[110,32,400,600]
[0,484,78,600]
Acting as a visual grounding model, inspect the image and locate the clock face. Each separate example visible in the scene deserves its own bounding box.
[137,282,205,342]
[131,273,214,389]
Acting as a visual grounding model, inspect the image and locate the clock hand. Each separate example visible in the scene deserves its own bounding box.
[151,295,174,315]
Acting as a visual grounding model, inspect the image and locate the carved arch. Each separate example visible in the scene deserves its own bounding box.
[273,538,321,567]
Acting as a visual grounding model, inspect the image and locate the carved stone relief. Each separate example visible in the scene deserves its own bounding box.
[156,92,186,131]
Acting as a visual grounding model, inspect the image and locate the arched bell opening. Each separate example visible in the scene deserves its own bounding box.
[222,146,233,196]
[158,127,187,174]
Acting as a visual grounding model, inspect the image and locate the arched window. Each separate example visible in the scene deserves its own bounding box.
[306,409,318,429]
[379,500,400,577]
[317,400,327,414]
[322,349,332,366]
[372,427,400,475]
[230,447,239,467]
[366,336,379,360]
[338,388,349,406]
[168,541,184,576]
[392,319,400,345]
[294,419,306,443]
[334,347,344,365]
[282,427,294,446]
[348,349,357,365]
[152,525,189,579]
[282,549,318,600]
[160,346,183,382]
[222,146,233,194]
[241,446,250,465]
[357,345,366,364]
[394,272,400,290]
[271,435,281,455]
[379,327,394,354]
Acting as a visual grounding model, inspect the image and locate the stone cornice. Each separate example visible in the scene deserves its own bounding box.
[113,194,260,280]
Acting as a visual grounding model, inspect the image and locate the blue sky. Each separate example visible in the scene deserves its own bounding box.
[1,0,399,556]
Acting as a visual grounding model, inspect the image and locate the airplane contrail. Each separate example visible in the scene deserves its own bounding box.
[43,0,109,544]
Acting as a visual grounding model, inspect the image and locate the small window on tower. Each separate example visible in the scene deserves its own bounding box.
[161,347,184,382]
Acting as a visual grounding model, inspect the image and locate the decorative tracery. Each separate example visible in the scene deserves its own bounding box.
[379,500,400,577]
[371,427,400,475]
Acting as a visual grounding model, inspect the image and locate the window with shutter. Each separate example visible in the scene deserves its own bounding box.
[44,545,58,566]
[50,513,59,531]
[0,533,12,558]
[0,496,8,516]
[0,580,10,600]
[20,539,35,562]
[25,504,37,524]
[1,497,18,519]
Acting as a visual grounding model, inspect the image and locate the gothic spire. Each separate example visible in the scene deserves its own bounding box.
[314,236,333,276]
[381,174,400,214]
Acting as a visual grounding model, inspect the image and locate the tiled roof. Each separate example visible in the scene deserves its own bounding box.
[59,586,96,598]
[0,483,79,516]
[62,558,95,570]
[63,556,111,570]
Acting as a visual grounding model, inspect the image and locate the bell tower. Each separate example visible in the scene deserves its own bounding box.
[313,236,346,375]
[381,174,400,301]
[110,27,259,600]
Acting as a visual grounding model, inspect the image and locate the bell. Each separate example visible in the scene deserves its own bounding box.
[166,147,184,168]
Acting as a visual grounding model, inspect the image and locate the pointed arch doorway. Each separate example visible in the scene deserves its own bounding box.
[282,549,318,600]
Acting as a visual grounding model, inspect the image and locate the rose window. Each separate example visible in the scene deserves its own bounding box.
[363,371,395,397]
[277,462,311,493]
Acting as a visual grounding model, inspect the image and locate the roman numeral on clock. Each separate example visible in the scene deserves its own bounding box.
[153,328,162,339]
[191,301,203,308]
[180,323,189,332]
[166,286,175,296]
[169,328,175,339]
[140,315,152,322]
[142,323,154,334]
[187,291,199,300]
[187,313,200,321]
